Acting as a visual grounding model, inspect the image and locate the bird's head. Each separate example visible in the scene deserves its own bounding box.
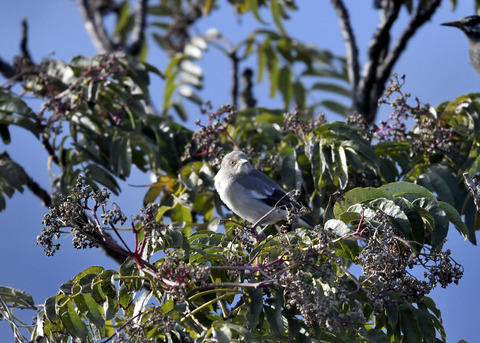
[442,16,480,40]
[221,151,253,175]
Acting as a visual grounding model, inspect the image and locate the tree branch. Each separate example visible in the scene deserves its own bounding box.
[127,0,148,55]
[240,68,257,109]
[76,0,114,53]
[20,19,32,61]
[379,0,441,86]
[0,19,33,79]
[331,0,360,92]
[353,0,441,123]
[25,174,52,207]
[230,50,239,108]
[353,1,402,122]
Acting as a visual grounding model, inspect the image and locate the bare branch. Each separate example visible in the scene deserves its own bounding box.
[76,0,114,53]
[240,68,257,109]
[230,51,239,108]
[379,0,441,85]
[19,19,32,62]
[25,175,52,207]
[0,19,33,79]
[352,1,441,122]
[20,19,32,61]
[331,0,360,92]
[353,1,402,122]
[127,0,149,55]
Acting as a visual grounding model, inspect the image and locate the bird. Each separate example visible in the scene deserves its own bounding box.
[442,16,480,76]
[214,150,314,228]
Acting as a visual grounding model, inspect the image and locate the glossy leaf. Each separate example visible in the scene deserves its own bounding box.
[334,187,391,218]
[0,286,35,309]
[413,198,449,249]
[379,182,435,200]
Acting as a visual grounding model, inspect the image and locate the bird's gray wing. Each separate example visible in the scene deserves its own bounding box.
[235,169,293,208]
[236,169,314,227]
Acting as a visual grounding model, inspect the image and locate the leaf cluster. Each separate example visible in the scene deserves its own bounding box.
[7,84,476,341]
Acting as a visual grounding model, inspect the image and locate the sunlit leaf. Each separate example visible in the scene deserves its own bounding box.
[270,0,287,35]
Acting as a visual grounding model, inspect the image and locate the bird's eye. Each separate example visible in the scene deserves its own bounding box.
[230,160,236,166]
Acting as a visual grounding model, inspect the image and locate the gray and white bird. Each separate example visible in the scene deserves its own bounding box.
[214,150,313,228]
[442,16,480,77]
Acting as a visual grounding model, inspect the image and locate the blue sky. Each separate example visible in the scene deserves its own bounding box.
[1,1,479,341]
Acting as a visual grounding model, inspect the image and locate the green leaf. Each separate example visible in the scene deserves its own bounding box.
[162,55,183,111]
[56,294,89,340]
[438,201,470,242]
[379,182,435,200]
[72,266,105,284]
[0,123,10,144]
[270,0,287,35]
[333,145,348,190]
[163,70,179,110]
[73,292,105,331]
[334,187,391,218]
[265,295,284,335]
[369,198,412,238]
[399,304,419,342]
[133,291,152,325]
[266,52,279,97]
[85,164,120,195]
[0,90,39,138]
[279,66,292,108]
[0,286,36,309]
[246,288,263,330]
[325,219,350,236]
[114,2,132,37]
[416,308,436,341]
[321,100,348,115]
[179,85,202,105]
[173,100,188,121]
[171,203,193,223]
[0,91,36,117]
[394,197,425,248]
[257,41,267,83]
[143,61,165,78]
[0,113,39,138]
[248,0,265,23]
[417,164,456,205]
[386,303,399,328]
[293,81,306,108]
[311,82,351,97]
[280,146,302,190]
[362,329,389,343]
[0,153,30,211]
[44,295,59,324]
[413,198,449,249]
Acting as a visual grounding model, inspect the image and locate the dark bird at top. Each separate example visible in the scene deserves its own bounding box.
[442,16,480,76]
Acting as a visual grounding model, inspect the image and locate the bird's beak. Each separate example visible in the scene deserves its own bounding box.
[236,160,249,173]
[441,21,462,28]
